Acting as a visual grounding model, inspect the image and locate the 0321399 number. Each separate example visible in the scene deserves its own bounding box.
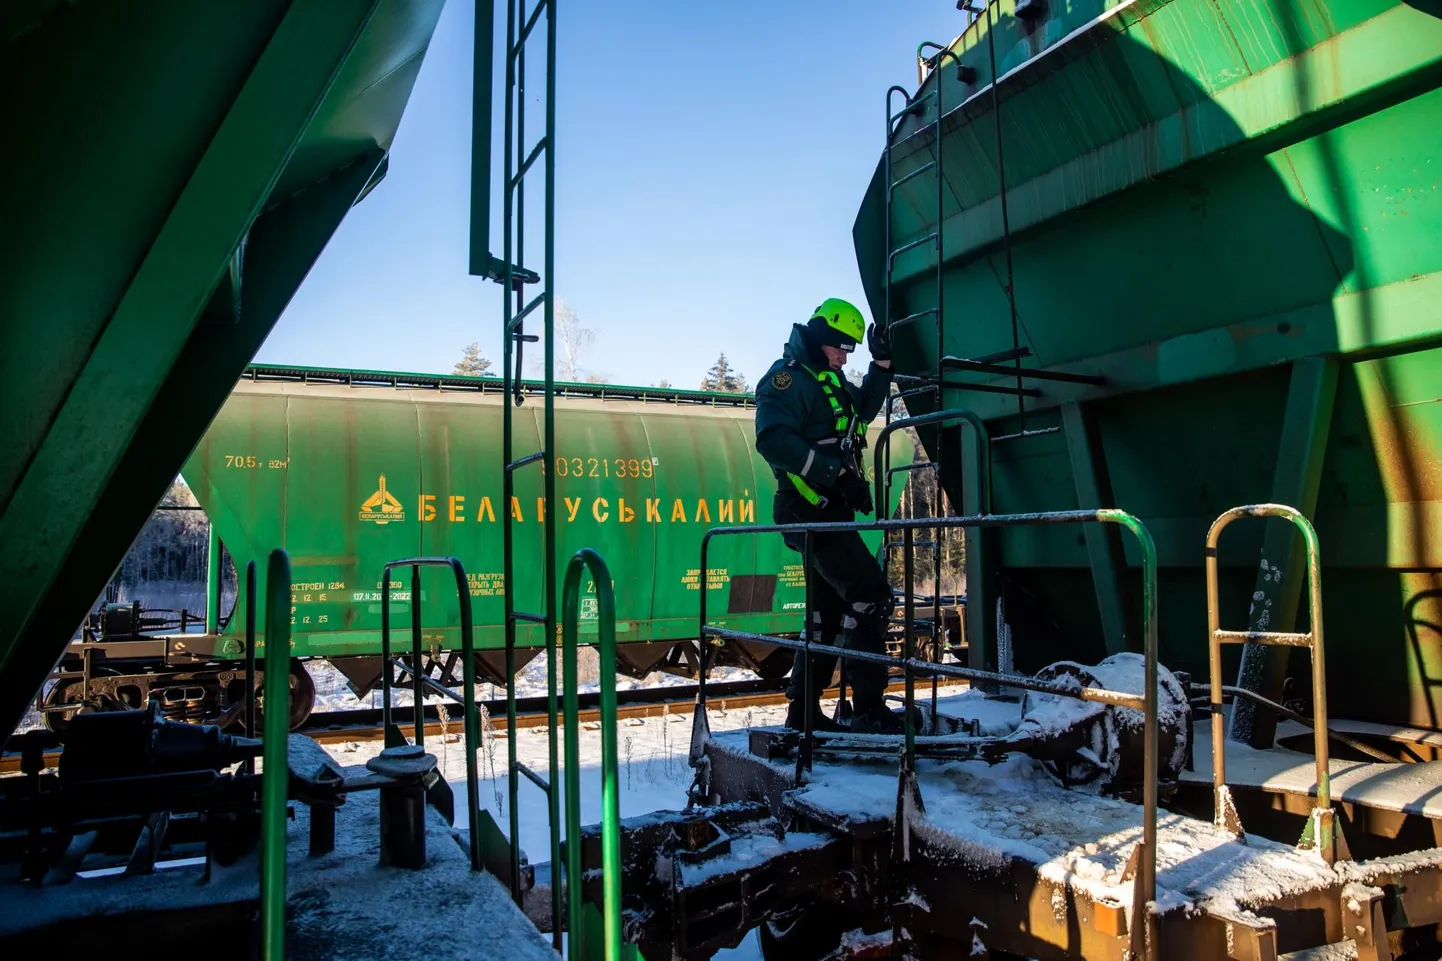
[552,456,655,478]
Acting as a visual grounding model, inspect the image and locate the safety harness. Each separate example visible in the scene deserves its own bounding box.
[784,364,868,507]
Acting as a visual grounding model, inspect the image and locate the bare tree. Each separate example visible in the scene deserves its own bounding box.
[556,299,594,382]
[844,366,865,387]
[454,342,493,377]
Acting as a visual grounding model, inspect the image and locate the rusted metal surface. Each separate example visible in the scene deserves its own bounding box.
[672,731,1442,959]
[1207,504,1338,861]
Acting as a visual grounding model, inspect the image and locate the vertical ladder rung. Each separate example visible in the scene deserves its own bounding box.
[991,426,1062,444]
[509,610,548,624]
[509,136,549,189]
[508,291,547,329]
[890,308,938,329]
[889,161,938,193]
[512,0,548,56]
[892,385,939,404]
[506,451,545,471]
[888,87,936,125]
[888,232,939,264]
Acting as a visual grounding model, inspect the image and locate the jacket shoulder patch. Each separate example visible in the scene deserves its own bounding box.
[771,370,793,391]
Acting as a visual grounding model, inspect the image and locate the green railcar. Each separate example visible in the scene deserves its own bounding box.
[853,0,1442,740]
[182,366,914,686]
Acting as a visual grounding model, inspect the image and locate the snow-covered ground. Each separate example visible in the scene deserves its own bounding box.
[323,697,792,870]
[309,656,761,713]
[321,692,798,960]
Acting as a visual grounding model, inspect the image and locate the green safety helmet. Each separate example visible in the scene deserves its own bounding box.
[807,297,866,352]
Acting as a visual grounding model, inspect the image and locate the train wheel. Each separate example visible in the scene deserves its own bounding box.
[42,667,122,733]
[758,899,844,961]
[251,659,316,733]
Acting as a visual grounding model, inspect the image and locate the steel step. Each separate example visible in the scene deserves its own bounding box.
[1278,941,1357,961]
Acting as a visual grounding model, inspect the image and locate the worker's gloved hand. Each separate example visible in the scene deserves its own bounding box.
[866,322,893,363]
[836,468,875,516]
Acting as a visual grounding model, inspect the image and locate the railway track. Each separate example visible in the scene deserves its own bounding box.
[1,676,967,773]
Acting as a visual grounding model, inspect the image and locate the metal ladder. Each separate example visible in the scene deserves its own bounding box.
[876,44,963,712]
[473,0,563,946]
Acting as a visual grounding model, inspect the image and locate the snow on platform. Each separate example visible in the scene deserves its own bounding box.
[709,725,1342,916]
[3,741,558,961]
[1181,720,1442,819]
[929,687,1023,735]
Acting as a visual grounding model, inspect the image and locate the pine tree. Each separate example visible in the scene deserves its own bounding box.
[700,353,748,393]
[453,342,493,377]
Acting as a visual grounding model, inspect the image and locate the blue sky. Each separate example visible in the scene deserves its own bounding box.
[258,1,963,389]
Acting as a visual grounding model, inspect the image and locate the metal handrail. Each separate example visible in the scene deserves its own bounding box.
[873,408,989,722]
[1205,504,1335,861]
[561,548,623,960]
[379,556,483,871]
[260,549,291,961]
[694,508,1160,949]
[872,408,990,516]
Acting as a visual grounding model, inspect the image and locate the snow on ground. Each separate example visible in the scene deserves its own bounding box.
[323,695,794,862]
[309,657,760,712]
[322,694,793,960]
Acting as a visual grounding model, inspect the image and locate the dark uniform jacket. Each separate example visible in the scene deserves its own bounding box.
[754,323,893,503]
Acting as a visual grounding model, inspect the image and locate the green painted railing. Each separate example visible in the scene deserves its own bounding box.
[696,509,1160,959]
[379,556,483,869]
[560,548,623,960]
[261,548,291,961]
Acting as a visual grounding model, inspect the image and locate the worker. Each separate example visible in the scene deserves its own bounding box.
[754,297,902,735]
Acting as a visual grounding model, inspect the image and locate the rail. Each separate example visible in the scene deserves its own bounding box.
[1205,504,1337,862]
[560,549,623,960]
[694,509,1160,952]
[260,549,291,961]
[379,556,483,871]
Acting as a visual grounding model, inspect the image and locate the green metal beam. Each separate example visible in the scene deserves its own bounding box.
[1228,355,1339,748]
[911,267,1442,423]
[469,0,497,277]
[1062,402,1136,655]
[889,3,1442,285]
[0,0,380,694]
[0,147,387,741]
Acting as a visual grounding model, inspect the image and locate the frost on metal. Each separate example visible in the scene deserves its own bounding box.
[794,725,1341,920]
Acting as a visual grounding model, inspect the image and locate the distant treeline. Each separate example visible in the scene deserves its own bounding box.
[101,481,237,621]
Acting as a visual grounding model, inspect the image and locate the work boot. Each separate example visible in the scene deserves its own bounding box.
[848,703,907,736]
[784,699,842,733]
